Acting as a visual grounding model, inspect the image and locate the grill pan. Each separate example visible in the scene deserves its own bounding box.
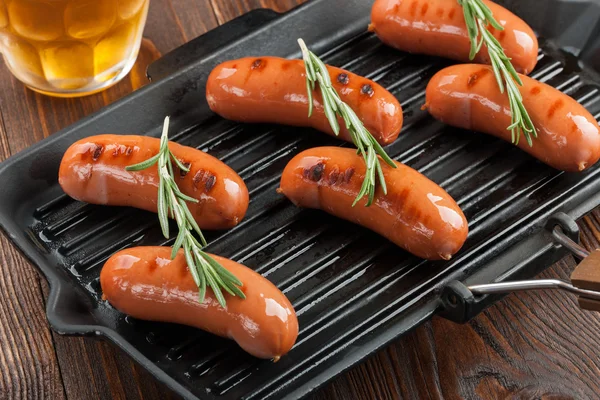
[2,0,600,398]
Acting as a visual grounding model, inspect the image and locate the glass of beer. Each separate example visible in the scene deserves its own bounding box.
[0,0,150,97]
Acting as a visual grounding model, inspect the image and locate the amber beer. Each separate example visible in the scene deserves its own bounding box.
[0,0,149,97]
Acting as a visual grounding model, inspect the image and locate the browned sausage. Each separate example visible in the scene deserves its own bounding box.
[278,147,468,260]
[425,64,600,171]
[59,135,249,229]
[370,0,539,75]
[100,246,298,359]
[206,57,403,146]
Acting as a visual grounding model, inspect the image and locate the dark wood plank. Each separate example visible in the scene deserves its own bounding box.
[0,101,65,399]
[2,1,600,400]
[210,0,307,24]
[50,334,179,400]
[165,0,220,43]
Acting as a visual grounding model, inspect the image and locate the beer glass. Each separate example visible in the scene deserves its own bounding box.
[0,0,150,97]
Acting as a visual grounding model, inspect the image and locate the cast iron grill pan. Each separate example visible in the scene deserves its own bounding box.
[2,0,600,399]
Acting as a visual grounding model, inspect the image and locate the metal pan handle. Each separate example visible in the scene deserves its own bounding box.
[468,279,600,304]
[461,226,600,312]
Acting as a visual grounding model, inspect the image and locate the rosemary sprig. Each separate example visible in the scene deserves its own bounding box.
[458,0,537,146]
[298,38,397,207]
[126,117,245,308]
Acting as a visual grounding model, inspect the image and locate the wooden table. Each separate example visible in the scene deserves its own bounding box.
[1,1,600,399]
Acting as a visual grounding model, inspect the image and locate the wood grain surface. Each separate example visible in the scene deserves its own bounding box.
[1,1,600,399]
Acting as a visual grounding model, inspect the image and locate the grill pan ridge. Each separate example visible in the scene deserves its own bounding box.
[2,0,600,399]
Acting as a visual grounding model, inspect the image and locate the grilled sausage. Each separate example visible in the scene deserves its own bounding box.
[206,57,403,146]
[278,147,468,260]
[370,0,539,75]
[425,64,600,171]
[59,135,249,229]
[100,247,298,360]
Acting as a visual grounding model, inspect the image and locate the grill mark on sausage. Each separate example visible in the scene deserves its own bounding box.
[421,3,428,15]
[361,84,374,97]
[281,61,291,71]
[498,31,506,42]
[251,59,265,70]
[92,144,103,161]
[548,99,564,119]
[192,169,216,192]
[304,162,324,182]
[409,0,418,16]
[179,162,191,177]
[397,187,411,206]
[344,167,354,183]
[205,175,216,192]
[193,169,206,187]
[530,86,541,95]
[337,73,350,85]
[148,258,158,272]
[421,214,431,226]
[406,206,422,226]
[328,166,340,185]
[467,68,490,88]
[448,8,456,19]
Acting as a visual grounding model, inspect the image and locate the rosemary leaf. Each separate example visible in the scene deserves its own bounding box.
[298,38,397,207]
[182,204,206,246]
[171,227,186,258]
[157,172,169,238]
[459,0,537,146]
[306,78,314,117]
[127,116,244,308]
[203,264,226,307]
[125,153,160,171]
[170,151,190,172]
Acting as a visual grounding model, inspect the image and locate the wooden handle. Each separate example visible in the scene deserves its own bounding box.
[578,297,600,312]
[571,249,600,311]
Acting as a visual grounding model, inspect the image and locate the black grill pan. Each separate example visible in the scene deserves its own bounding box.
[2,0,600,399]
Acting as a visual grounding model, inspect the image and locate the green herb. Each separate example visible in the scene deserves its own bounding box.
[298,38,397,207]
[459,0,536,146]
[126,117,245,307]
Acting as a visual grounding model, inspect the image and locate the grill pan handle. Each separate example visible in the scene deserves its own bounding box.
[442,220,600,317]
[146,8,280,82]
